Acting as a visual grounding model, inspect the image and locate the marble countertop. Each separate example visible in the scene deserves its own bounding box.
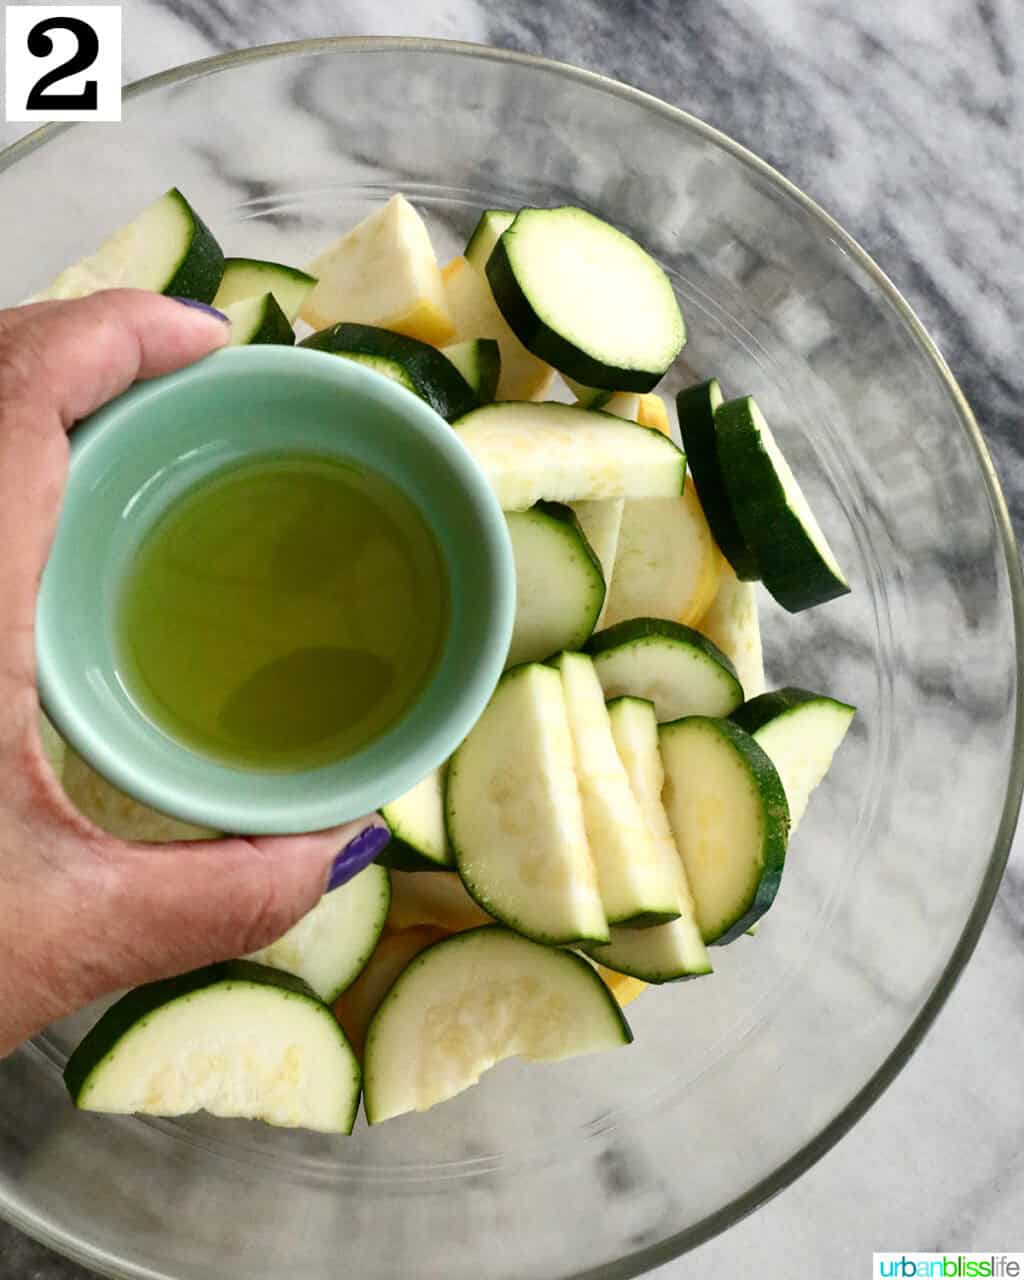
[1,1,1021,1276]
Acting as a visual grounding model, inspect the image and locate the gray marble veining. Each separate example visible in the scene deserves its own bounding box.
[0,1,1021,1277]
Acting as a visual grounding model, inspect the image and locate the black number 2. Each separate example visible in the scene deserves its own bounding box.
[25,17,100,111]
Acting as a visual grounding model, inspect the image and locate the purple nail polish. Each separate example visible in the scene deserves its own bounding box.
[326,824,391,893]
[170,296,230,323]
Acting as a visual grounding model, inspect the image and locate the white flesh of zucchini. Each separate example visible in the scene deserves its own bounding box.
[364,927,631,1122]
[556,654,680,925]
[455,402,685,511]
[247,863,390,1003]
[447,664,608,946]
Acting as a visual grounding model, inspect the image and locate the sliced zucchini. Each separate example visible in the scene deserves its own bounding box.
[506,502,605,667]
[587,618,743,722]
[379,769,453,871]
[604,482,723,629]
[598,696,710,979]
[697,564,766,699]
[212,257,317,322]
[660,717,789,944]
[590,918,712,984]
[223,292,296,347]
[387,870,493,933]
[300,322,477,421]
[464,209,515,270]
[454,401,685,511]
[441,338,500,403]
[301,194,453,343]
[730,687,855,831]
[364,926,631,1122]
[441,256,555,401]
[447,664,608,946]
[676,380,759,580]
[64,961,361,1134]
[486,207,685,391]
[333,925,447,1058]
[62,747,217,842]
[246,862,390,1003]
[554,654,680,927]
[31,187,224,303]
[716,396,850,611]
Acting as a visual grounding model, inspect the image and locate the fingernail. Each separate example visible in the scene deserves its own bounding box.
[326,824,391,893]
[170,296,230,323]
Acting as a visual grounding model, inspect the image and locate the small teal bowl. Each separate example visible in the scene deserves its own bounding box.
[36,344,515,834]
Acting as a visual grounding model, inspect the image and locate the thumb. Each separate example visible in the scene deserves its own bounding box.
[89,817,391,992]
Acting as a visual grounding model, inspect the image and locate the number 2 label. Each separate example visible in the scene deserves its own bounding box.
[5,6,121,122]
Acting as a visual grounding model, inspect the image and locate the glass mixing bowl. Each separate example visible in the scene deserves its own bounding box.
[0,38,1020,1280]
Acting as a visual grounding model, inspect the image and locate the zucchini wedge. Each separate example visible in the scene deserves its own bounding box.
[246,863,390,1003]
[554,653,681,928]
[441,337,500,403]
[300,322,478,421]
[676,379,759,580]
[65,962,360,1134]
[364,927,631,1122]
[223,292,295,347]
[380,768,453,871]
[587,617,743,721]
[464,209,515,270]
[213,257,316,322]
[454,401,685,511]
[448,664,608,946]
[660,717,789,944]
[30,187,224,303]
[731,687,855,832]
[715,395,850,611]
[506,502,606,667]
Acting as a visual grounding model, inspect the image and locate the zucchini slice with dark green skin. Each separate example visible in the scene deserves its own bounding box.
[675,379,759,581]
[65,961,361,1133]
[506,501,605,667]
[731,687,855,831]
[715,396,850,612]
[300,322,478,421]
[586,617,743,721]
[247,863,391,1002]
[213,257,317,322]
[364,926,631,1123]
[659,716,789,944]
[464,209,515,270]
[485,206,685,392]
[223,292,296,347]
[379,769,454,871]
[453,401,686,510]
[447,664,609,947]
[32,187,224,304]
[441,338,500,404]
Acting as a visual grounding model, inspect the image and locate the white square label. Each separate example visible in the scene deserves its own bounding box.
[5,6,121,121]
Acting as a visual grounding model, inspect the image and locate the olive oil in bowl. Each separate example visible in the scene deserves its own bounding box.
[117,454,448,771]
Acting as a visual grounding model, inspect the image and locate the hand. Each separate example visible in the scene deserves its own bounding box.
[0,290,390,1057]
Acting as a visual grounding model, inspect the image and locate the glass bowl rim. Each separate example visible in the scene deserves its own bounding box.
[1,35,1021,1280]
